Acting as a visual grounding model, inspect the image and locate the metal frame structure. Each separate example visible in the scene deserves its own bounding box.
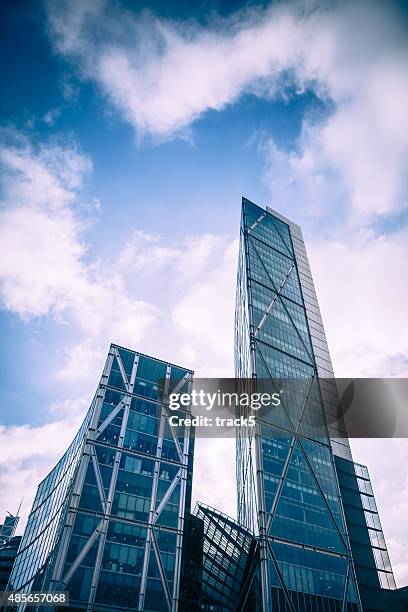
[235,198,363,612]
[8,344,194,612]
[194,502,257,611]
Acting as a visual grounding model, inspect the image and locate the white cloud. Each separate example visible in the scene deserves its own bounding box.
[263,86,408,223]
[262,134,343,224]
[0,398,86,532]
[350,438,408,587]
[108,227,237,376]
[42,107,62,126]
[0,133,158,382]
[47,0,297,138]
[46,0,408,218]
[171,238,237,376]
[192,438,236,516]
[308,228,408,378]
[0,136,89,317]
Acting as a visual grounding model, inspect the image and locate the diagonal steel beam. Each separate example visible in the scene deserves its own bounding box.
[162,372,193,462]
[162,375,184,461]
[151,529,172,611]
[161,404,183,462]
[139,365,171,610]
[61,519,103,587]
[257,345,347,548]
[269,536,348,560]
[249,237,315,363]
[270,217,292,256]
[255,344,297,432]
[112,347,130,392]
[266,539,297,612]
[253,348,347,550]
[233,541,259,612]
[85,353,138,612]
[247,210,267,234]
[95,397,127,438]
[341,559,351,612]
[296,435,349,551]
[90,446,107,513]
[168,371,191,397]
[254,264,294,338]
[265,374,315,533]
[152,470,181,525]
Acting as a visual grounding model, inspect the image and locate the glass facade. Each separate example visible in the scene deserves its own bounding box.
[7,344,194,612]
[179,513,204,612]
[235,198,361,611]
[0,515,20,545]
[194,503,256,611]
[6,412,93,596]
[0,536,21,590]
[335,457,396,612]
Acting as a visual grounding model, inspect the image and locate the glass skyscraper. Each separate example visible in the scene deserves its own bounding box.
[235,197,361,611]
[7,344,194,612]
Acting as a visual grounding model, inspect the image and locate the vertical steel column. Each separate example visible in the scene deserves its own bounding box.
[85,352,139,612]
[245,216,272,612]
[138,365,172,611]
[171,373,192,612]
[49,349,114,592]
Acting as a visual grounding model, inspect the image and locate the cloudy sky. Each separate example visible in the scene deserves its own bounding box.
[1,0,408,586]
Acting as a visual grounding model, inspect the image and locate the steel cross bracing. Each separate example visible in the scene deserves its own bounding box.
[240,207,362,612]
[48,346,192,612]
[251,306,359,612]
[253,263,295,339]
[248,234,315,365]
[247,210,267,235]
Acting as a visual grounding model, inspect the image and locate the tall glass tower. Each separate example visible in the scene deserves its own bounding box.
[7,344,194,612]
[235,198,362,611]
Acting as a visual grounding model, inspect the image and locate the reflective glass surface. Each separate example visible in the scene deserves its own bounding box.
[195,503,256,610]
[235,199,360,611]
[335,456,397,611]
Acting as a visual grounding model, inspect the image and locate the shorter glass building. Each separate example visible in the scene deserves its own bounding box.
[0,535,21,590]
[7,344,194,612]
[178,502,259,611]
[0,514,20,546]
[335,457,396,612]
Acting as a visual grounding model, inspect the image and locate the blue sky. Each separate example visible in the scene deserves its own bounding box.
[0,0,328,426]
[1,0,408,585]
